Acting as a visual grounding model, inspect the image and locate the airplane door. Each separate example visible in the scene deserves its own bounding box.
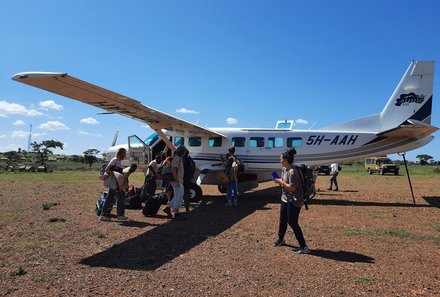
[128,135,151,167]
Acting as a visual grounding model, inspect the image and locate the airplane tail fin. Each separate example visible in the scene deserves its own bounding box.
[379,60,434,131]
[322,60,435,133]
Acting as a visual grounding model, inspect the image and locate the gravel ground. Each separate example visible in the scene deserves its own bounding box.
[0,172,439,296]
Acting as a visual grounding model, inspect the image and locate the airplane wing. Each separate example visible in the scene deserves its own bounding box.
[377,119,439,139]
[12,72,226,138]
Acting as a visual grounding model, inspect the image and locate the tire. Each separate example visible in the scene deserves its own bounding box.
[394,170,399,176]
[189,182,203,202]
[379,169,384,175]
[368,168,372,175]
[218,184,227,194]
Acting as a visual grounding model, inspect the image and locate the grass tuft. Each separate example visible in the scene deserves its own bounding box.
[48,217,66,223]
[354,276,374,283]
[96,231,107,239]
[42,202,59,211]
[33,274,50,282]
[10,266,26,277]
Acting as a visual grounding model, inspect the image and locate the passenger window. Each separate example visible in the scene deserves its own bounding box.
[188,137,202,147]
[208,137,222,147]
[232,137,246,147]
[268,137,283,148]
[249,137,265,148]
[287,137,303,147]
[174,137,184,146]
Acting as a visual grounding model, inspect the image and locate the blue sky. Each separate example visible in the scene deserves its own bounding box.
[1,0,439,161]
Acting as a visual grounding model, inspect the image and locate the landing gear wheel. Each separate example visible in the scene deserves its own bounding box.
[218,184,227,194]
[189,182,203,202]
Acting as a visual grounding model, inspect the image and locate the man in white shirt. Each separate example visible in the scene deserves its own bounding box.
[328,163,339,191]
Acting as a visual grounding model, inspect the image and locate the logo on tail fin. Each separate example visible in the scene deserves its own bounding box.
[395,93,425,106]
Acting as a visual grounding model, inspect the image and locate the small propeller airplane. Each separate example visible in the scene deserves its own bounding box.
[12,60,438,200]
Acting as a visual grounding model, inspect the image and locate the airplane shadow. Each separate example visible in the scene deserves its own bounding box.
[308,249,375,263]
[80,187,278,271]
[422,196,440,208]
[310,198,435,208]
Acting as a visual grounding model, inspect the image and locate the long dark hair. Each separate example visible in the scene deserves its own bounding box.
[281,148,296,164]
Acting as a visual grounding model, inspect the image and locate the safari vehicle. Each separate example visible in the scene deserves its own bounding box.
[364,157,399,175]
[316,165,331,175]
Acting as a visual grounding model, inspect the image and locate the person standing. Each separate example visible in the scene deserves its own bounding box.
[182,150,195,212]
[328,163,339,191]
[141,154,160,198]
[224,147,238,206]
[100,148,129,222]
[168,145,186,218]
[273,148,310,254]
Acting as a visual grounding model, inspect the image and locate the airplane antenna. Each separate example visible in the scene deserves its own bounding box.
[27,124,32,151]
[111,129,119,146]
[309,121,317,130]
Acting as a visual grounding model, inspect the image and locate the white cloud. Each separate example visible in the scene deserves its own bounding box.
[78,130,102,137]
[39,100,63,110]
[226,117,238,125]
[13,120,26,126]
[0,134,6,139]
[80,117,100,125]
[295,119,309,125]
[38,121,70,131]
[176,107,199,114]
[11,130,46,139]
[0,100,43,117]
[0,143,20,152]
[11,130,30,139]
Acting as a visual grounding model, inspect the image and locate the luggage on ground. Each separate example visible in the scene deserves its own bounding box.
[142,192,169,216]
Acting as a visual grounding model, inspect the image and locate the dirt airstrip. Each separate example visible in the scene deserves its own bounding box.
[0,171,439,296]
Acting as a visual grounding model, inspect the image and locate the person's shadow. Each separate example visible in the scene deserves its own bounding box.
[308,249,375,263]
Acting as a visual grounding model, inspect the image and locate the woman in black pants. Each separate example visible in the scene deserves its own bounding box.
[273,148,310,254]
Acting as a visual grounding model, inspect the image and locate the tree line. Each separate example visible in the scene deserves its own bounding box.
[1,140,103,170]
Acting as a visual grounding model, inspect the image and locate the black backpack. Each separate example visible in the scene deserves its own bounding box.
[296,165,316,210]
[99,162,109,177]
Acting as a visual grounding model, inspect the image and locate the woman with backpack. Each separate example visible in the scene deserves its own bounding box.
[224,146,238,206]
[273,148,310,254]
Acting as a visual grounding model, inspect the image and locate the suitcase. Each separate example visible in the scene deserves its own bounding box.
[142,195,163,216]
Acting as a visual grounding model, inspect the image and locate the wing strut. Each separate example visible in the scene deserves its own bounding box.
[154,129,176,152]
[398,152,416,205]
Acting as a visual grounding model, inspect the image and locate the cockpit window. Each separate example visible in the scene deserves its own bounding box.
[208,137,222,147]
[144,133,159,146]
[232,137,245,147]
[174,137,184,146]
[188,137,202,147]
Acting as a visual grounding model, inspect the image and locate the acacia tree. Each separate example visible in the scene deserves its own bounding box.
[416,154,433,165]
[31,140,64,166]
[83,148,100,168]
[4,151,21,167]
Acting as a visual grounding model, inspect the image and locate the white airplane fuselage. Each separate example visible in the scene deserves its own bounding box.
[103,126,434,185]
